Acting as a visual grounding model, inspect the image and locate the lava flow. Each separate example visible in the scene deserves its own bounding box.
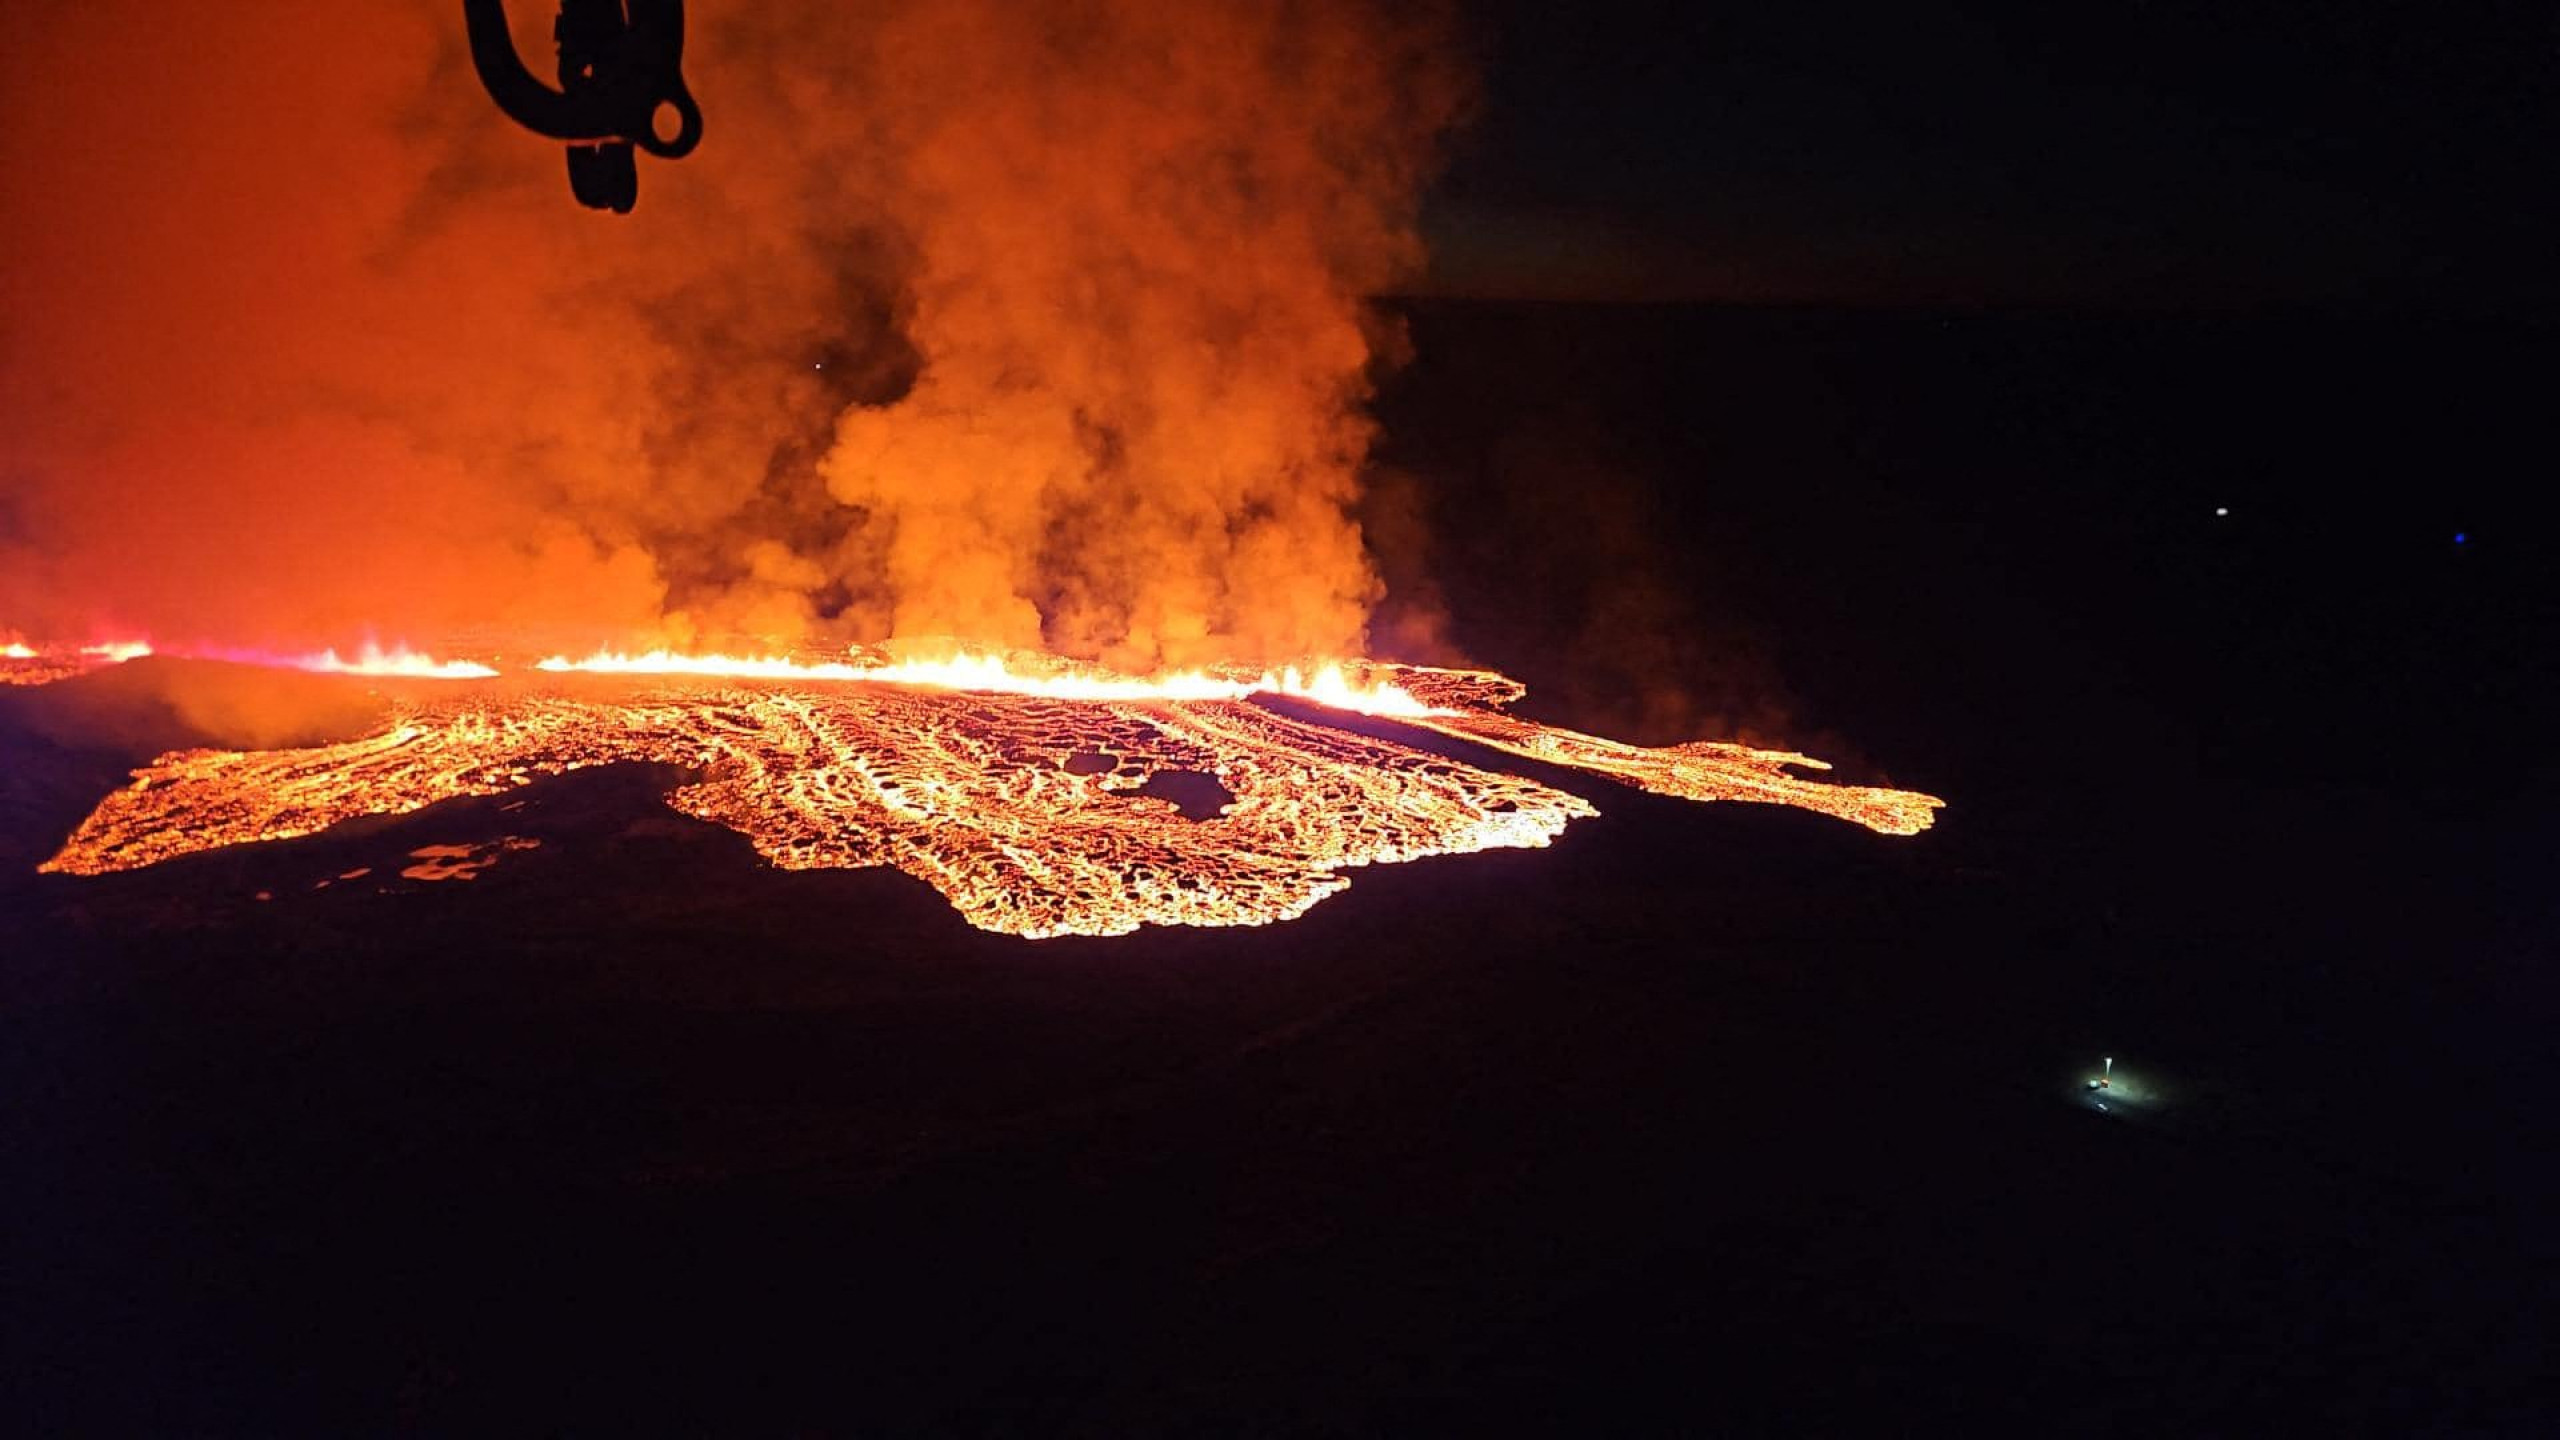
[2,640,496,684]
[2,641,154,687]
[33,652,1941,939]
[1382,667,1941,836]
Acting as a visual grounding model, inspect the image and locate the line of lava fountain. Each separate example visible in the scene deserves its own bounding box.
[1,636,497,681]
[2,637,157,685]
[534,649,1444,717]
[220,643,502,680]
[11,632,1422,712]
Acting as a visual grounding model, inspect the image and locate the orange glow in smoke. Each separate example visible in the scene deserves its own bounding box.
[0,2,1470,674]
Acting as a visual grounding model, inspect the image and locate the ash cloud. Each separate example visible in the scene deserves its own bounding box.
[0,1,1464,668]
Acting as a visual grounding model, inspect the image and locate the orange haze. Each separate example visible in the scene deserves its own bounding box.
[0,1,1465,669]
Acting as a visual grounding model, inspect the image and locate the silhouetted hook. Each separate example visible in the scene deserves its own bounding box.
[464,0,702,211]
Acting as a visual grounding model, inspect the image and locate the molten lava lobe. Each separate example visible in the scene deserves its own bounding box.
[1375,663,1943,834]
[1,656,88,688]
[1408,710,1945,837]
[35,659,1941,938]
[41,683,1594,938]
[400,837,541,882]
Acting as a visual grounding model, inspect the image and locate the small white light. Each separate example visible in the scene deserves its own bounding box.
[2214,507,2229,517]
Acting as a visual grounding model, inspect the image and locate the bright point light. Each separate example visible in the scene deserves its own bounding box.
[2214,506,2229,517]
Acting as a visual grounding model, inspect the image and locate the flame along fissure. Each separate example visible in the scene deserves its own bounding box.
[25,647,1943,937]
[1,641,144,687]
[533,649,1441,716]
[2,640,498,684]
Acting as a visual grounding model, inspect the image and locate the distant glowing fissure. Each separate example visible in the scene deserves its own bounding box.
[4,638,494,683]
[533,649,1442,716]
[4,635,1431,712]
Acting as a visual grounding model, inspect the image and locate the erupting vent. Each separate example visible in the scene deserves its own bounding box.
[7,5,1942,943]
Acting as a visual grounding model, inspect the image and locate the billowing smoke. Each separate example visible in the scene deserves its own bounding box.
[0,1,1464,669]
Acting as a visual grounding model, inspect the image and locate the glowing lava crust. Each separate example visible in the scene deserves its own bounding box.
[28,649,1943,938]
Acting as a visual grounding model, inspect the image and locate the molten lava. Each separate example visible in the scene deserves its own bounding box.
[31,649,1942,938]
[1,640,155,687]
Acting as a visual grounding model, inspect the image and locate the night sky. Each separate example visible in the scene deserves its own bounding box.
[1427,0,2560,306]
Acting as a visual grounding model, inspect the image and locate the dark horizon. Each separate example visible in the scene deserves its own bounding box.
[1424,1,2560,310]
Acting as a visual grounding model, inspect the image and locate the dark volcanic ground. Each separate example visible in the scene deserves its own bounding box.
[5,303,2556,1433]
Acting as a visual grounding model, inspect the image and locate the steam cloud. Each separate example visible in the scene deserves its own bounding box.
[0,1,1465,668]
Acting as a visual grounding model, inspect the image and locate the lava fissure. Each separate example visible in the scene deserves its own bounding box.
[30,657,1941,938]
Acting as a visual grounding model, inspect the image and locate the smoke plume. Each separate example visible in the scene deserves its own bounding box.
[0,1,1464,668]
